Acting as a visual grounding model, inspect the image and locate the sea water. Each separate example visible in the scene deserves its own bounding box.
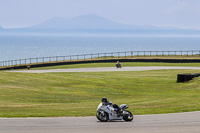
[0,35,200,61]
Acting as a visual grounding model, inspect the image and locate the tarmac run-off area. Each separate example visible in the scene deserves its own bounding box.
[8,66,200,73]
[1,111,200,133]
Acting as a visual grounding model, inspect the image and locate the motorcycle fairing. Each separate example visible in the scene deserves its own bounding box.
[97,103,123,120]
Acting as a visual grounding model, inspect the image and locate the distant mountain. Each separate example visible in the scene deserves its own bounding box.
[0,26,4,30]
[28,14,159,30]
[1,14,200,36]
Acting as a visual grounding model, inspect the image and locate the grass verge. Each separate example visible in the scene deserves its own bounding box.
[0,62,200,117]
[29,62,200,70]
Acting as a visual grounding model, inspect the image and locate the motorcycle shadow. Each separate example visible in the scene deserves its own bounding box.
[97,120,131,123]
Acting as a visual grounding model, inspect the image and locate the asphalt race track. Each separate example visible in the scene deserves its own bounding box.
[8,66,200,73]
[1,111,200,133]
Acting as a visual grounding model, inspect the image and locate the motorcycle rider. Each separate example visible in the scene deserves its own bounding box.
[101,97,121,116]
[116,61,122,68]
[101,97,112,105]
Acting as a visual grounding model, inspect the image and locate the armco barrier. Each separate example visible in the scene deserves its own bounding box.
[1,50,200,68]
[1,50,200,70]
[1,58,200,70]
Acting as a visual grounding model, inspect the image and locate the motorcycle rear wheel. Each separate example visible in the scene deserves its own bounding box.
[123,110,133,121]
[96,112,109,122]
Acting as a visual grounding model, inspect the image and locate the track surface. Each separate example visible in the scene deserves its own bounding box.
[1,111,200,133]
[8,66,200,73]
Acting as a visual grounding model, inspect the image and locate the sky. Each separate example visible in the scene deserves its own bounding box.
[0,0,200,29]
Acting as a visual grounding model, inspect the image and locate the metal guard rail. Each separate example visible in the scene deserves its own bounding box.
[0,50,200,67]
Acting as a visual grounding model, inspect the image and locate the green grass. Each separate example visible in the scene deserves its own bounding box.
[30,62,200,70]
[0,62,200,117]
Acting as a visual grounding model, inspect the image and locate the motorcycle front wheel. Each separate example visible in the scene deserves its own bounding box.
[96,112,109,122]
[123,110,133,121]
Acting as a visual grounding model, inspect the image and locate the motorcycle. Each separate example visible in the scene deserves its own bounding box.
[96,103,133,122]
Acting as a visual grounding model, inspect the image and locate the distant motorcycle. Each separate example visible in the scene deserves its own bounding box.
[116,61,122,68]
[96,103,133,122]
[116,63,122,68]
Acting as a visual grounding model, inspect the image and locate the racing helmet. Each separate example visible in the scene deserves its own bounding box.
[101,97,107,103]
